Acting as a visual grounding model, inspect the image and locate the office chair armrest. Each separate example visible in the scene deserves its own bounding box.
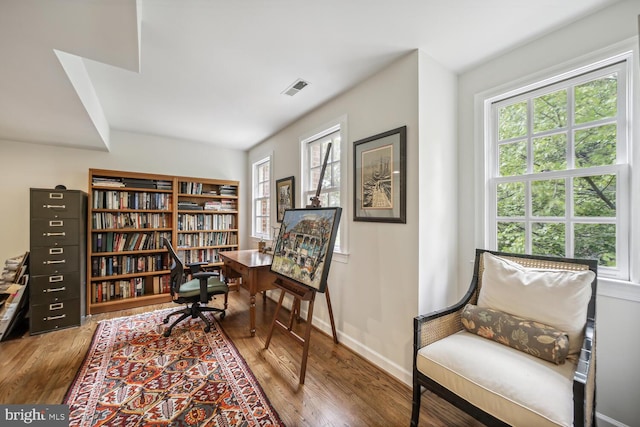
[192,271,221,303]
[186,261,209,273]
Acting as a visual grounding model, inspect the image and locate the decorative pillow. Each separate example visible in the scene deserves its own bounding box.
[478,252,594,355]
[461,304,570,364]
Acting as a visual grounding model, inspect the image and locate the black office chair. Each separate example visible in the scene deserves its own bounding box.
[162,237,228,337]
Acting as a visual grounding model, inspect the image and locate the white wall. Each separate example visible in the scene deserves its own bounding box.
[418,51,459,315]
[248,50,458,384]
[0,130,247,264]
[457,1,640,425]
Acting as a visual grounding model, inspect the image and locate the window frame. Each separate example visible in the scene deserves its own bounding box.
[300,116,349,259]
[484,52,633,281]
[251,154,272,240]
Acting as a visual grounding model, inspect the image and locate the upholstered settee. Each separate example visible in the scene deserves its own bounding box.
[411,249,597,427]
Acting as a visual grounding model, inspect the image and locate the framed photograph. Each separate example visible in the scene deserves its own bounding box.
[276,176,295,222]
[270,207,342,293]
[353,126,406,223]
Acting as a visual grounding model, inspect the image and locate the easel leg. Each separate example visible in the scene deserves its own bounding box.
[325,286,339,344]
[299,291,316,385]
[264,289,286,349]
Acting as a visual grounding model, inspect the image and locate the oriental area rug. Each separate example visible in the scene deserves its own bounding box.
[64,308,284,427]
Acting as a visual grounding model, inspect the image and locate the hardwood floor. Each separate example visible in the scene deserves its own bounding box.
[0,288,484,427]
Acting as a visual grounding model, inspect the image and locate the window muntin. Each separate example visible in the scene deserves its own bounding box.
[304,130,341,209]
[301,124,347,254]
[488,60,629,278]
[252,157,270,239]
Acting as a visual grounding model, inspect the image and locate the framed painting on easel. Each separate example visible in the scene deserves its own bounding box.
[270,207,342,293]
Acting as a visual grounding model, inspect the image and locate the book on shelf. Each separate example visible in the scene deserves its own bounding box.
[92,177,125,187]
[122,178,157,189]
[155,180,172,190]
[178,201,204,210]
[219,185,237,196]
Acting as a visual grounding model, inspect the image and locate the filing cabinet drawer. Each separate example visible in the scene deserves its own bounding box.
[30,218,81,247]
[30,190,83,219]
[30,246,80,275]
[30,272,81,305]
[30,299,81,334]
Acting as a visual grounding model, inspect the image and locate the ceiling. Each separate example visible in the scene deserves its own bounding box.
[0,0,621,152]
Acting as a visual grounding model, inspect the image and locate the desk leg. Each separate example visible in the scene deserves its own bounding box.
[249,293,256,336]
[249,269,258,336]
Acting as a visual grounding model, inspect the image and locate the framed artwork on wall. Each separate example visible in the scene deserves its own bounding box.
[270,207,342,293]
[353,126,406,223]
[276,176,295,222]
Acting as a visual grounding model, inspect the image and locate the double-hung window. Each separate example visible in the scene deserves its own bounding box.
[252,156,271,240]
[486,57,630,279]
[300,118,348,255]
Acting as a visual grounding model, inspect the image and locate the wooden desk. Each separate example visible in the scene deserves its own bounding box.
[219,250,277,336]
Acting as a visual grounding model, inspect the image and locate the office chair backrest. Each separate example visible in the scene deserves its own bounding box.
[162,237,185,297]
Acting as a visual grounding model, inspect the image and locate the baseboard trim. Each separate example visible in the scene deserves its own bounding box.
[596,411,630,427]
[309,313,413,386]
[264,290,413,385]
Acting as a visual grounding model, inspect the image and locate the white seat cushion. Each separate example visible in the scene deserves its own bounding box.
[417,331,577,427]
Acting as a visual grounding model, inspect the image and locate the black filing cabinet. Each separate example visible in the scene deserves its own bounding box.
[29,188,87,334]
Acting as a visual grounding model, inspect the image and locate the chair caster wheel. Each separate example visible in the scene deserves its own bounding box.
[163,330,170,337]
[204,325,211,333]
[220,312,226,320]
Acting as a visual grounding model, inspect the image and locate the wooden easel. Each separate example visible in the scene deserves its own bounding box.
[264,276,338,384]
[264,141,339,384]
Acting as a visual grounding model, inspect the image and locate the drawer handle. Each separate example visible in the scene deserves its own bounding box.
[45,314,66,321]
[44,260,66,265]
[44,287,66,293]
[49,275,64,283]
[49,220,64,227]
[49,193,64,199]
[49,248,64,255]
[43,204,66,209]
[49,302,64,310]
[44,232,66,237]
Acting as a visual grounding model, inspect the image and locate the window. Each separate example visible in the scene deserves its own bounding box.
[252,156,271,239]
[486,58,630,279]
[300,117,348,255]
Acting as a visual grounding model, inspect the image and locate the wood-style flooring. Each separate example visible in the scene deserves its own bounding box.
[0,288,484,427]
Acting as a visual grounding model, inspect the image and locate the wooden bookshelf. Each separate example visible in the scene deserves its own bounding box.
[87,169,240,314]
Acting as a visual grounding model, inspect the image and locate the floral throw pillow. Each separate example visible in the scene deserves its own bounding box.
[461,304,569,365]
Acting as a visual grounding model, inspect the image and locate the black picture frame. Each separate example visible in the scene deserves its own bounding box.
[353,126,406,223]
[276,176,295,222]
[270,207,342,293]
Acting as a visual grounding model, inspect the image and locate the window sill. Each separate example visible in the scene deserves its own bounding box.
[598,278,640,303]
[332,252,349,264]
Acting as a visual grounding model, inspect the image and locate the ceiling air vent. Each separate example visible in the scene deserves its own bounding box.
[282,78,310,96]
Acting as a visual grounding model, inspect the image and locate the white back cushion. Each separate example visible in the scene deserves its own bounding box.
[478,252,595,355]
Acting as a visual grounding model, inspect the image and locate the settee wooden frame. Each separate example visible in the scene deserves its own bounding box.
[410,249,598,427]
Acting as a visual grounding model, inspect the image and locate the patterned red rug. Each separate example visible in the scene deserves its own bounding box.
[64,308,284,426]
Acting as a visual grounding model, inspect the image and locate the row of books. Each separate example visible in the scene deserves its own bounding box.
[91,254,169,278]
[93,190,172,210]
[92,212,170,230]
[178,201,203,210]
[203,200,237,211]
[91,275,171,303]
[179,182,207,195]
[176,231,237,248]
[178,182,238,196]
[219,185,237,196]
[178,248,222,264]
[92,231,172,253]
[177,213,236,231]
[92,177,173,190]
